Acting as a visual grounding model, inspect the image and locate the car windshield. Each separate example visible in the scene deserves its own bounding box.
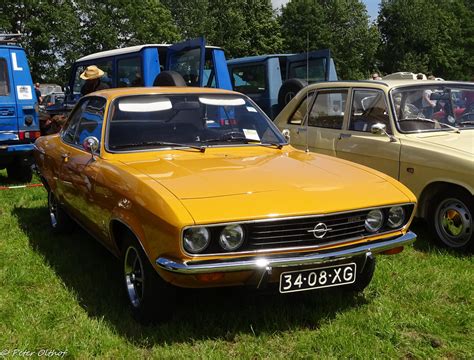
[391,84,474,132]
[107,94,286,151]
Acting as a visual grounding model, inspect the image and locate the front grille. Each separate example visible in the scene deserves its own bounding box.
[245,210,369,250]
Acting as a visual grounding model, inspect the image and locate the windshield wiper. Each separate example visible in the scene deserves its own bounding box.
[110,141,206,152]
[201,137,284,149]
[459,120,474,126]
[398,117,460,133]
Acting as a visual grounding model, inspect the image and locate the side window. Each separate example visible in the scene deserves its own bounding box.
[117,57,142,87]
[0,58,10,96]
[308,90,347,129]
[231,65,266,94]
[62,99,88,144]
[349,89,391,134]
[288,92,315,125]
[74,97,106,149]
[72,60,113,94]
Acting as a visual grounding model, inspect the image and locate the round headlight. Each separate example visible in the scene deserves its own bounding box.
[388,206,405,228]
[219,224,245,251]
[365,209,384,232]
[183,227,210,253]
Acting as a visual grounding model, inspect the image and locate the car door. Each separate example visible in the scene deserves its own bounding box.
[305,89,349,157]
[335,88,401,179]
[166,38,206,87]
[59,96,106,236]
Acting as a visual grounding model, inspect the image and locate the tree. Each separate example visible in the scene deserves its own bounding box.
[0,0,179,83]
[0,0,82,83]
[377,0,472,80]
[279,0,378,79]
[162,0,283,58]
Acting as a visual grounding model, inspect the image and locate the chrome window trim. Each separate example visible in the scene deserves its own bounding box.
[180,202,415,257]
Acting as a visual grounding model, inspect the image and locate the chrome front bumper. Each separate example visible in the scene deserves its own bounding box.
[156,231,416,274]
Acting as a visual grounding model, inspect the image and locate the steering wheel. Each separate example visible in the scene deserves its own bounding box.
[220,131,246,140]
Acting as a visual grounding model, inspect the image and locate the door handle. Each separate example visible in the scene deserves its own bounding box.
[339,133,351,139]
[297,127,307,134]
[61,153,69,162]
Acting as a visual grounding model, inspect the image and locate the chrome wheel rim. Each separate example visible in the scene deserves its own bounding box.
[435,198,472,248]
[48,192,58,228]
[124,246,145,308]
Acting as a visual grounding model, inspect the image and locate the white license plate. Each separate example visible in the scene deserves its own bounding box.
[279,263,356,293]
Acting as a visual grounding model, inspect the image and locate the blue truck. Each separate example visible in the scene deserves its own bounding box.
[0,34,40,182]
[57,38,232,116]
[228,49,338,119]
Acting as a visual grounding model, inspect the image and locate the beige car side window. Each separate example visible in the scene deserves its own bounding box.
[308,90,347,129]
[349,89,392,134]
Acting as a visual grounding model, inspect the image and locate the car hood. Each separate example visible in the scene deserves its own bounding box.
[407,131,474,155]
[121,148,413,224]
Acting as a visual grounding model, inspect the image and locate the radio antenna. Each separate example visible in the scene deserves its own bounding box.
[305,32,310,153]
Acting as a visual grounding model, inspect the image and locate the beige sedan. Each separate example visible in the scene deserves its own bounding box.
[275,80,474,251]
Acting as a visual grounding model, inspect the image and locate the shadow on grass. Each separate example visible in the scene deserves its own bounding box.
[14,205,369,346]
[410,221,471,256]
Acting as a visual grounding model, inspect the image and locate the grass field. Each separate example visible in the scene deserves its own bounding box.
[0,171,473,359]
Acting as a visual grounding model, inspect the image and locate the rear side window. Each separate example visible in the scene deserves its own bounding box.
[308,90,347,129]
[72,60,113,94]
[0,58,9,96]
[231,65,266,94]
[117,57,142,87]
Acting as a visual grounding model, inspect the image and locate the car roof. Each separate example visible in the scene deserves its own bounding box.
[305,80,472,90]
[77,44,222,62]
[89,86,241,100]
[227,54,294,65]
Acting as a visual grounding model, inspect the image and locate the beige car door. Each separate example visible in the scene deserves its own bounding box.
[335,88,401,179]
[278,89,349,156]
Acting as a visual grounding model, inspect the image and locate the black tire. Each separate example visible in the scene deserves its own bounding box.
[278,78,308,112]
[153,70,187,87]
[428,190,473,251]
[122,233,176,324]
[345,255,376,293]
[7,160,33,183]
[47,191,74,233]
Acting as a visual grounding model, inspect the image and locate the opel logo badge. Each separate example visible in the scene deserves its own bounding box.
[308,222,332,239]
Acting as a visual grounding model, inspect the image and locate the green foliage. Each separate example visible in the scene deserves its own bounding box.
[162,0,283,58]
[377,0,473,80]
[279,0,379,80]
[0,0,81,83]
[0,0,179,84]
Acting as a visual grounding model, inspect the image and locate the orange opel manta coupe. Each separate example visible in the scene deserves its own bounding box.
[34,87,417,323]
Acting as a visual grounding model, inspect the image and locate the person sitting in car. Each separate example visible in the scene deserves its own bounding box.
[80,65,109,96]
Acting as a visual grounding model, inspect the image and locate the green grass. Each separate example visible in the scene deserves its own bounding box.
[0,170,473,359]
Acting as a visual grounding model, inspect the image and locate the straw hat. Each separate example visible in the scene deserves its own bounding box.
[80,65,105,80]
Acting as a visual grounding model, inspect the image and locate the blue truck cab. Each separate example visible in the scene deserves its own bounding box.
[0,34,40,182]
[60,38,232,115]
[227,49,338,119]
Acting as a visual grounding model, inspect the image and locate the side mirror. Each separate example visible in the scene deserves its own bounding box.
[82,136,99,159]
[370,123,397,142]
[281,129,291,142]
[371,123,387,135]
